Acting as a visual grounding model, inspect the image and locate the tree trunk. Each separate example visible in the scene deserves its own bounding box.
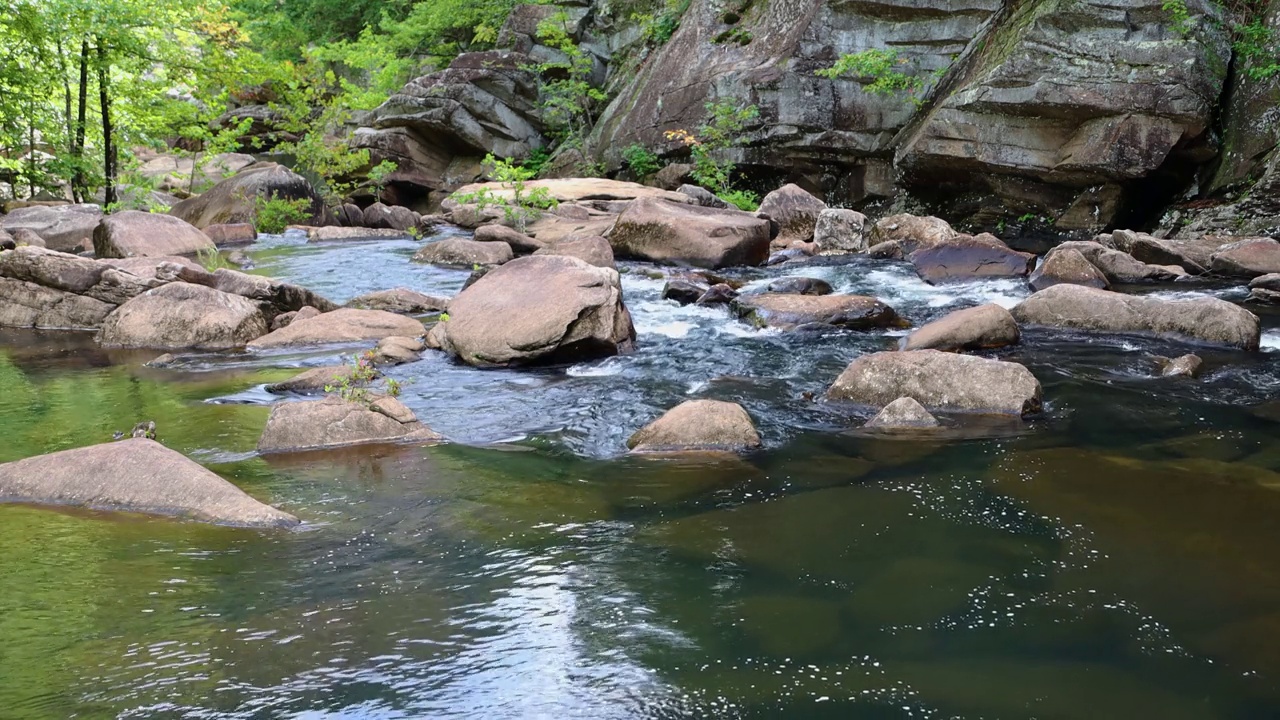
[27,93,37,199]
[56,39,77,202]
[73,40,89,202]
[97,39,116,208]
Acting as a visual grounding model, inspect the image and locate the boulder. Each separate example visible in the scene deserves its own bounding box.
[0,245,109,294]
[1128,235,1209,274]
[169,162,330,229]
[100,255,202,277]
[347,288,449,314]
[1155,354,1203,378]
[908,234,1035,284]
[204,223,257,246]
[452,177,689,205]
[0,204,103,252]
[428,254,635,366]
[756,277,833,296]
[270,305,321,331]
[732,293,901,331]
[9,228,45,247]
[662,278,708,305]
[304,227,404,241]
[756,183,826,246]
[336,203,364,227]
[813,208,868,255]
[867,214,957,253]
[0,247,161,328]
[1012,284,1260,350]
[248,308,424,349]
[257,396,442,453]
[474,223,546,253]
[363,202,421,232]
[676,184,730,209]
[1249,273,1280,304]
[413,237,513,266]
[1054,241,1186,283]
[531,235,616,269]
[654,164,694,190]
[205,268,338,319]
[627,399,762,453]
[1208,238,1280,278]
[373,335,425,365]
[1029,247,1110,291]
[0,438,298,527]
[93,210,215,258]
[607,197,772,269]
[0,278,115,329]
[864,397,940,429]
[900,304,1020,352]
[828,350,1043,416]
[696,283,738,305]
[99,282,269,350]
[265,365,375,394]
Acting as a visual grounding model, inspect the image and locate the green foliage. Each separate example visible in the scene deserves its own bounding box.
[1162,0,1193,35]
[455,154,559,232]
[324,350,380,404]
[719,188,759,211]
[621,143,662,178]
[815,49,925,100]
[633,0,689,45]
[666,99,759,197]
[1234,20,1280,81]
[534,13,608,145]
[520,147,552,177]
[253,193,312,233]
[367,159,398,196]
[196,246,231,272]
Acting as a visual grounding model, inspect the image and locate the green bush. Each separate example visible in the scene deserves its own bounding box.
[621,143,661,178]
[719,189,759,211]
[815,48,924,101]
[254,193,313,234]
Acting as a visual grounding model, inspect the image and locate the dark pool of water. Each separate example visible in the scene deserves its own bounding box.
[1,229,1279,718]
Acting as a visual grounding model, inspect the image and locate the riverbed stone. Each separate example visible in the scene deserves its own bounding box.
[864,397,940,429]
[732,293,901,331]
[828,350,1043,416]
[757,277,833,296]
[1249,273,1280,303]
[1029,247,1110,291]
[373,335,424,365]
[429,254,635,366]
[813,208,867,255]
[909,234,1035,284]
[607,197,772,269]
[264,365,376,394]
[257,396,442,453]
[99,282,269,350]
[867,214,957,253]
[474,223,545,254]
[627,399,762,453]
[662,278,707,305]
[0,278,115,329]
[676,184,730,209]
[1054,241,1187,283]
[303,226,404,241]
[413,237,513,266]
[531,234,616,269]
[900,304,1020,352]
[0,438,298,527]
[248,308,425,349]
[1208,237,1280,278]
[9,228,45,247]
[757,183,826,247]
[203,223,257,246]
[347,288,449,314]
[1155,354,1203,378]
[1012,284,1261,350]
[696,283,737,305]
[0,203,102,252]
[93,211,215,259]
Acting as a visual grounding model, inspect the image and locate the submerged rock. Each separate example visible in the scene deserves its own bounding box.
[864,397,939,429]
[347,288,449,315]
[1155,354,1204,378]
[607,197,772,269]
[900,304,1020,352]
[757,277,833,296]
[828,350,1043,416]
[732,293,901,331]
[248,308,425,349]
[1029,247,1110,291]
[304,226,404,242]
[0,438,298,527]
[257,396,442,453]
[92,210,214,259]
[98,282,268,350]
[757,183,826,247]
[429,254,635,366]
[627,399,762,453]
[813,208,867,255]
[1012,284,1260,350]
[413,237,513,267]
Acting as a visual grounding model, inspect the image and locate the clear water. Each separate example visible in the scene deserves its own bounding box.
[1,229,1279,718]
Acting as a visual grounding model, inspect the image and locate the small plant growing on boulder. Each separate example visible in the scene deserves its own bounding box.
[816,49,925,102]
[454,154,558,233]
[622,143,662,179]
[665,99,759,205]
[720,188,760,211]
[196,246,231,272]
[254,193,312,234]
[324,350,385,404]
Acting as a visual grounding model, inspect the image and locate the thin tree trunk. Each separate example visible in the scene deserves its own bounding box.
[97,39,116,208]
[73,39,89,202]
[27,95,36,199]
[56,39,77,202]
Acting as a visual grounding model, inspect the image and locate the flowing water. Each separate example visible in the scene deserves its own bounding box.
[2,229,1280,718]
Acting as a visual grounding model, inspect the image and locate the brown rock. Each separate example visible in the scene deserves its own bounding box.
[248,308,424,349]
[607,197,772,269]
[627,399,762,453]
[169,162,331,229]
[9,228,45,247]
[347,288,449,314]
[204,223,258,246]
[732,293,901,331]
[0,203,102,252]
[474,223,546,254]
[864,397,940,429]
[1155,354,1203,378]
[867,214,957,253]
[813,208,868,255]
[908,234,1035,284]
[757,183,827,246]
[532,235,616,269]
[373,335,425,365]
[304,227,404,241]
[265,365,375,394]
[828,350,1043,416]
[257,396,441,453]
[99,282,269,350]
[900,304,1020,352]
[1209,238,1280,278]
[1029,247,1110,291]
[1054,241,1187,284]
[413,237,513,266]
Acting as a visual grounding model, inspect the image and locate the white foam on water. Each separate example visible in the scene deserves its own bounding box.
[1262,331,1280,352]
[566,356,628,377]
[642,320,697,338]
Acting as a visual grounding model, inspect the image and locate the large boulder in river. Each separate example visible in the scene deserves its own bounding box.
[908,234,1035,284]
[0,204,102,252]
[813,208,867,255]
[1054,241,1186,283]
[428,254,635,366]
[1208,238,1280,278]
[900,304,1019,352]
[732,293,901,331]
[93,210,215,258]
[0,246,160,329]
[1249,273,1280,304]
[757,183,826,246]
[1012,284,1260,350]
[532,234,616,269]
[413,237,513,266]
[867,214,957,254]
[627,399,762,453]
[828,350,1043,416]
[607,197,772,269]
[257,396,442,453]
[99,282,268,350]
[248,308,424,349]
[1029,247,1110,291]
[0,438,298,527]
[169,162,331,229]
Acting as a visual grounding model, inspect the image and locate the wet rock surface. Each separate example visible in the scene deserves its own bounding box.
[828,350,1044,416]
[257,396,442,453]
[627,399,762,453]
[732,293,901,331]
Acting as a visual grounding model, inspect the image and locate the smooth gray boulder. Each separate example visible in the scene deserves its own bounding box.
[257,396,442,453]
[828,350,1043,416]
[1029,247,1110,291]
[93,210,214,258]
[413,237,513,266]
[757,183,826,246]
[813,208,868,255]
[607,197,772,269]
[0,204,102,252]
[1012,284,1260,350]
[532,235,616,269]
[909,234,1035,284]
[0,438,298,527]
[99,282,268,350]
[900,304,1020,352]
[248,308,424,349]
[1209,238,1280,278]
[627,399,762,453]
[474,223,545,254]
[864,397,940,429]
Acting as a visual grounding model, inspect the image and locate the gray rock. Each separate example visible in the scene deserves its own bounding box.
[627,399,761,453]
[900,304,1019,352]
[1209,238,1280,278]
[732,293,901,331]
[1012,284,1260,350]
[248,308,425,349]
[1249,273,1280,303]
[169,162,331,229]
[93,210,215,258]
[265,365,375,395]
[695,283,738,305]
[828,350,1043,416]
[867,214,957,254]
[413,237,514,267]
[207,268,337,319]
[532,235,616,269]
[662,278,708,305]
[0,438,298,527]
[758,277,833,296]
[304,226,405,241]
[864,397,939,429]
[257,396,442,453]
[373,335,425,365]
[99,282,269,350]
[757,183,827,246]
[607,197,772,269]
[676,184,730,209]
[0,204,102,252]
[813,208,867,255]
[204,223,258,246]
[336,203,364,227]
[1155,354,1203,378]
[1053,241,1187,283]
[136,151,256,194]
[347,288,449,314]
[9,227,45,247]
[909,234,1035,284]
[363,202,421,232]
[0,277,115,329]
[1029,247,1110,291]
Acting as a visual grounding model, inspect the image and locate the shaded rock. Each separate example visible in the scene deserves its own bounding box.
[452,177,688,206]
[676,184,730,209]
[532,235,615,269]
[100,255,202,277]
[733,293,901,331]
[0,247,160,328]
[757,183,826,246]
[347,288,448,314]
[93,210,215,258]
[304,226,405,241]
[1209,238,1280,278]
[169,162,330,229]
[265,365,375,395]
[136,151,256,194]
[1029,247,1110,291]
[1129,235,1210,274]
[813,208,867,255]
[335,203,364,227]
[269,305,321,331]
[429,254,634,366]
[0,234,12,251]
[828,350,1043,416]
[0,278,114,329]
[474,223,546,253]
[248,308,424,349]
[257,396,441,453]
[0,438,297,527]
[1054,241,1187,283]
[900,304,1020,352]
[413,237,513,266]
[696,283,738,306]
[99,282,268,350]
[9,228,45,247]
[909,234,1035,284]
[0,203,102,252]
[203,223,257,247]
[0,245,107,294]
[1012,284,1260,350]
[654,163,694,190]
[373,335,425,365]
[1248,273,1280,304]
[205,268,337,320]
[867,214,957,253]
[627,399,761,453]
[1155,354,1203,378]
[757,276,833,296]
[363,202,421,232]
[662,278,708,305]
[864,397,939,429]
[607,197,772,269]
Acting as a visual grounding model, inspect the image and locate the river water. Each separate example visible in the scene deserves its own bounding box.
[1,229,1279,718]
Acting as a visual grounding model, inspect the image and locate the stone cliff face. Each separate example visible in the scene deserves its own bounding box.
[359,0,1278,236]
